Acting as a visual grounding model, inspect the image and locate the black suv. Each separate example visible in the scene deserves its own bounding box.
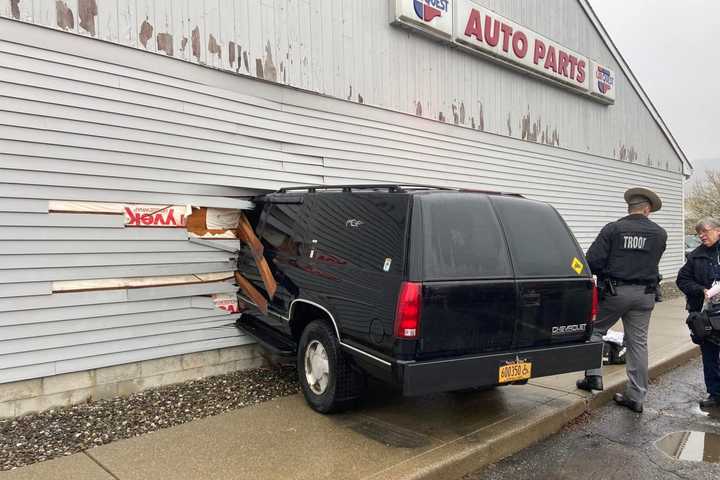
[236,185,602,413]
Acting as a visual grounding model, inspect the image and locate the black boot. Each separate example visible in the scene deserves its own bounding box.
[614,393,643,413]
[576,375,603,391]
[699,395,720,408]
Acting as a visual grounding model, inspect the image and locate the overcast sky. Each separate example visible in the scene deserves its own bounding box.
[587,0,720,177]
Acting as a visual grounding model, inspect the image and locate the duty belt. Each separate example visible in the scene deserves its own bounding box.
[609,279,654,286]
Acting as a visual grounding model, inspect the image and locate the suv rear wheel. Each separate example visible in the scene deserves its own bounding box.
[297,320,364,413]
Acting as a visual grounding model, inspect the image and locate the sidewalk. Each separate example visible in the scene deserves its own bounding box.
[1,297,697,480]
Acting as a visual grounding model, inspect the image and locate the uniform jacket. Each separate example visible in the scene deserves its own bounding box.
[677,244,718,312]
[586,214,667,282]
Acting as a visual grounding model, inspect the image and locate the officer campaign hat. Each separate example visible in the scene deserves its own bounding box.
[624,187,662,212]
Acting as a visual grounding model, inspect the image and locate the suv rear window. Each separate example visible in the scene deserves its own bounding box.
[418,193,512,280]
[490,196,586,277]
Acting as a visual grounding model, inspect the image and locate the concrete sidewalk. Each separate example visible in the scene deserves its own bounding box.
[1,298,698,480]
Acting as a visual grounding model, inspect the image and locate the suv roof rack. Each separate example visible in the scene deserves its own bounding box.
[276,184,523,197]
[276,184,455,193]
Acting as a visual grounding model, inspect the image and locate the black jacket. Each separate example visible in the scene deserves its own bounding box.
[677,244,718,312]
[586,214,667,282]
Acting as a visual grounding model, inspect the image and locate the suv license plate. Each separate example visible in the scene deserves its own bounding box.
[498,362,532,383]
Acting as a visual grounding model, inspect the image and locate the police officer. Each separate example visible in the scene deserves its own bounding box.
[576,187,667,413]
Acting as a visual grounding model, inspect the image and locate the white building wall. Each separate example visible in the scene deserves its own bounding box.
[0,2,685,386]
[0,0,684,174]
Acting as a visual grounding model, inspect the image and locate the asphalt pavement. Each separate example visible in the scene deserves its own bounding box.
[467,357,720,480]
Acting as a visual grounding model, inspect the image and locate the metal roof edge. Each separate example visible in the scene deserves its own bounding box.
[578,0,693,178]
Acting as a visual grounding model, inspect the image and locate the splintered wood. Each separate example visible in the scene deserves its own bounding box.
[235,271,268,314]
[236,211,277,299]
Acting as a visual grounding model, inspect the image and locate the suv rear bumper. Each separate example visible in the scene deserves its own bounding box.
[396,341,603,396]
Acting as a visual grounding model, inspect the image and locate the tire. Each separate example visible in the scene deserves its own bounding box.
[297,319,365,413]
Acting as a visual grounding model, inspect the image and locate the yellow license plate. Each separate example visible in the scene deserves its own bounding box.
[498,361,532,383]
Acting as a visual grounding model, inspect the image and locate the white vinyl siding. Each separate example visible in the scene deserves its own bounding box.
[0,3,685,385]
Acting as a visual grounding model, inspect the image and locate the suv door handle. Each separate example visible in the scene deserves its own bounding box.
[521,292,541,307]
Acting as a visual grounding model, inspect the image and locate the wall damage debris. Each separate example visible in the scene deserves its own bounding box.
[10,0,19,20]
[255,58,264,79]
[415,101,422,116]
[78,0,97,36]
[212,293,241,313]
[48,201,189,227]
[358,94,364,104]
[55,1,74,30]
[478,102,485,131]
[235,271,268,314]
[243,51,250,71]
[157,33,174,56]
[181,36,188,52]
[52,272,234,293]
[506,112,512,136]
[139,19,153,48]
[186,207,237,238]
[438,112,445,122]
[208,34,221,59]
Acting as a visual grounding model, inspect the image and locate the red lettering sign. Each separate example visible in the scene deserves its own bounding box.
[124,206,187,227]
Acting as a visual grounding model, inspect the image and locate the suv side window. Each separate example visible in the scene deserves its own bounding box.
[310,193,408,272]
[417,193,512,280]
[490,196,587,278]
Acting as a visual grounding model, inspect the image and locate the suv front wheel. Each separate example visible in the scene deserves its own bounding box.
[297,320,364,413]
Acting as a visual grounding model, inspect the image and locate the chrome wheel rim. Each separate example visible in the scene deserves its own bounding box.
[304,340,330,395]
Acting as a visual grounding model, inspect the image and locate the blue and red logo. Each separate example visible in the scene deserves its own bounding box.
[413,0,449,23]
[596,66,614,94]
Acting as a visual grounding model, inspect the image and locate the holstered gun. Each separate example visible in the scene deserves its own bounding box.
[605,278,617,297]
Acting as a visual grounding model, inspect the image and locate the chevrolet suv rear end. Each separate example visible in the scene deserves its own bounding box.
[236,185,603,413]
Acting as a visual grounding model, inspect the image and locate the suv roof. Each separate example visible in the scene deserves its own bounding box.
[273,184,524,197]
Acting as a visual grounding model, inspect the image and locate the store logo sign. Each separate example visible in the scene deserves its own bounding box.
[591,61,616,101]
[391,0,616,104]
[413,0,449,23]
[393,0,453,38]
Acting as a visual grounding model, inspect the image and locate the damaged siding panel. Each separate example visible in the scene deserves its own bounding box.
[0,308,234,340]
[0,184,254,209]
[0,165,244,197]
[0,198,48,213]
[0,315,237,356]
[0,212,124,228]
[0,226,188,241]
[0,282,53,298]
[0,239,238,255]
[0,252,234,269]
[0,297,199,325]
[0,325,243,370]
[0,262,236,283]
[0,289,129,313]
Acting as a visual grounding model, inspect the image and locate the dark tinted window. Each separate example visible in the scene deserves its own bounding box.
[311,193,409,272]
[490,196,586,277]
[419,193,512,280]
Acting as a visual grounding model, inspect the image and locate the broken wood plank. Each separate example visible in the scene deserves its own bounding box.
[53,271,234,292]
[234,271,268,314]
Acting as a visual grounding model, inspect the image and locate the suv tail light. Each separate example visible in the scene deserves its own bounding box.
[394,282,422,339]
[589,282,599,324]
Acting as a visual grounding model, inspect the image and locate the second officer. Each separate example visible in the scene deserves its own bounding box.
[576,187,667,413]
